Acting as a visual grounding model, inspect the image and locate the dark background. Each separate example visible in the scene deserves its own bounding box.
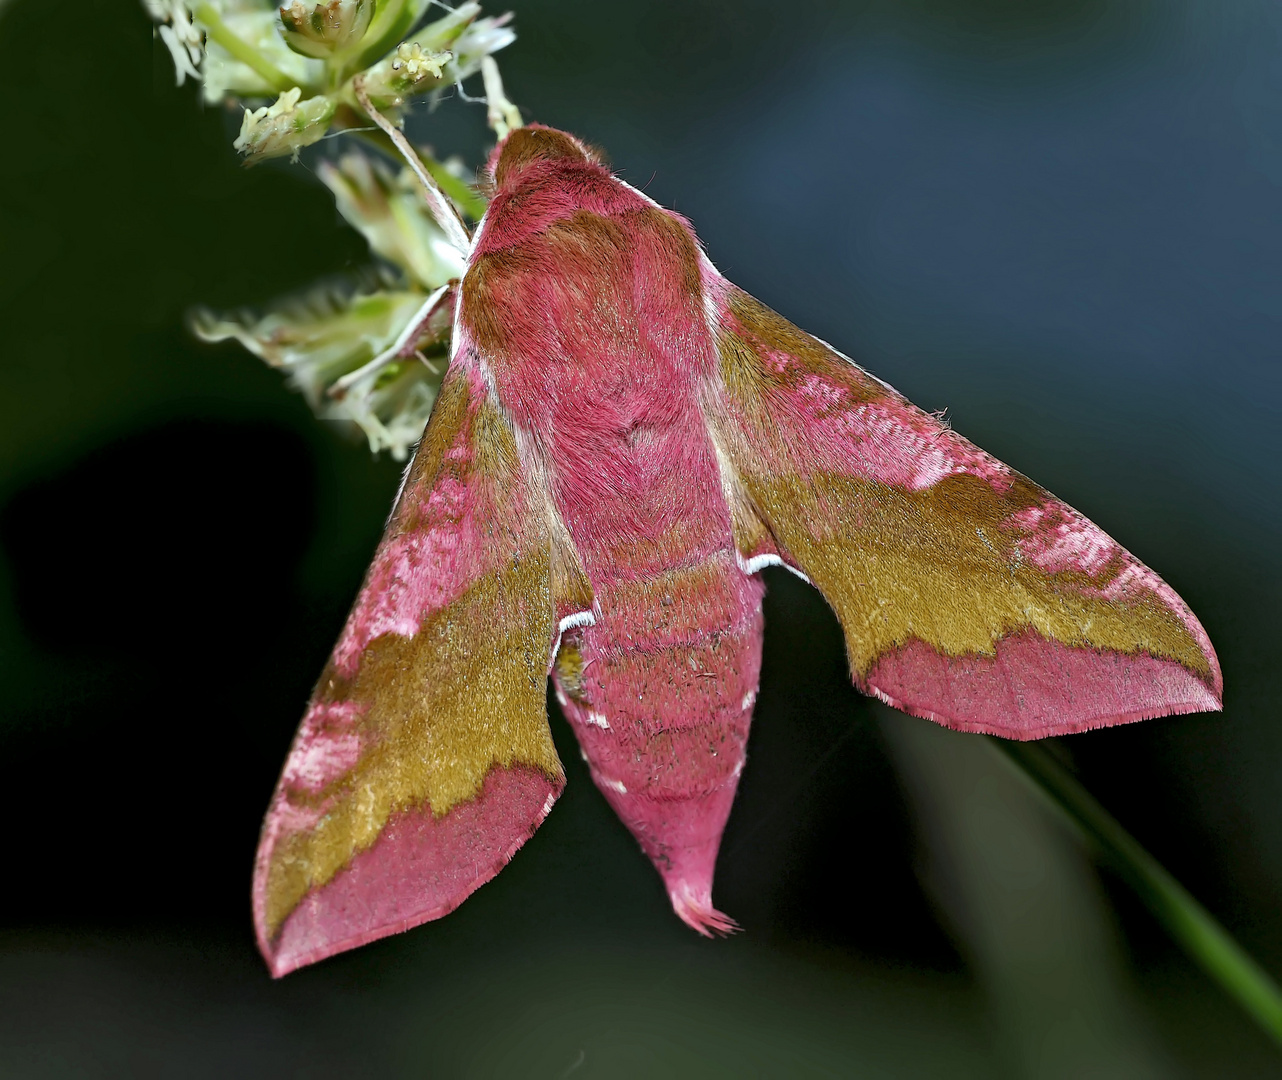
[1,0,1279,1075]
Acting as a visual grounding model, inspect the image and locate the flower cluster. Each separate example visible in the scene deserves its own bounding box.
[193,148,472,458]
[146,0,519,457]
[146,0,513,159]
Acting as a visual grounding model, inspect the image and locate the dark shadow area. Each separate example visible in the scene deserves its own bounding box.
[0,421,317,928]
[720,569,963,972]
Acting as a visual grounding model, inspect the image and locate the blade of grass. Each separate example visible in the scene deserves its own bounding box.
[991,737,1282,1047]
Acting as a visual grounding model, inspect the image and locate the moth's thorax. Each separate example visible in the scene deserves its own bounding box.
[461,152,727,579]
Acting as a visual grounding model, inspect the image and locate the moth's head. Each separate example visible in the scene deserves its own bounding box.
[484,124,605,194]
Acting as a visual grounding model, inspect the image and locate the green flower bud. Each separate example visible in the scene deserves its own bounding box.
[193,278,447,459]
[319,150,468,289]
[326,286,453,459]
[279,0,377,59]
[232,87,337,162]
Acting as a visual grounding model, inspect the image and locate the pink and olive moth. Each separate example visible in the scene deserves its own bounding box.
[252,125,1222,977]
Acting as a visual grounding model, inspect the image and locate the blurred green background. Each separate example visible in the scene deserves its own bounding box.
[1,0,1280,1075]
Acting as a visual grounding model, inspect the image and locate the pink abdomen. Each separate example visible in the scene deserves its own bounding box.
[550,403,764,933]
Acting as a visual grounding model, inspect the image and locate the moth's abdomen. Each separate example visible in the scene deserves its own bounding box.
[554,554,764,934]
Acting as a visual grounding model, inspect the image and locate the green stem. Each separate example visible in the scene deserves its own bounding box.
[991,737,1282,1047]
[193,2,298,94]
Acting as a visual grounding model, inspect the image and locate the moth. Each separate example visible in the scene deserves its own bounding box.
[253,125,1222,976]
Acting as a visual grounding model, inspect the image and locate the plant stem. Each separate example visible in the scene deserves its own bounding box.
[991,737,1282,1047]
[333,120,486,222]
[193,2,298,93]
[352,78,472,254]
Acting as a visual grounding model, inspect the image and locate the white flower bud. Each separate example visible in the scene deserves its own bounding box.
[144,0,203,85]
[232,87,337,162]
[445,13,515,83]
[392,41,447,82]
[359,41,452,106]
